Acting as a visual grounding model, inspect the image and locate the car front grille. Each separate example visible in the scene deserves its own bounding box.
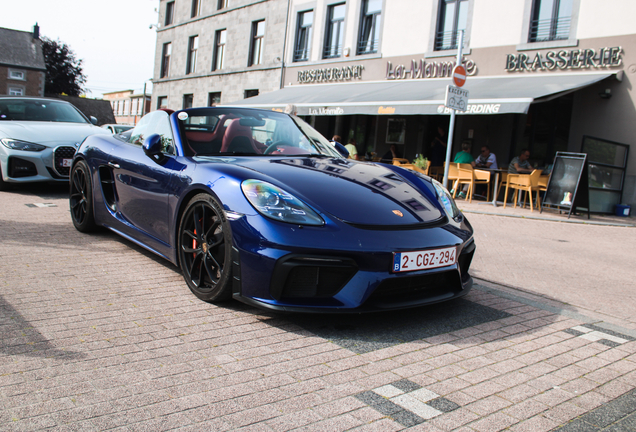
[271,255,358,300]
[367,270,461,305]
[53,146,76,177]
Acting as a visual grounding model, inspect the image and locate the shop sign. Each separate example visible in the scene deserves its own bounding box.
[307,107,345,115]
[386,59,477,80]
[505,47,622,72]
[437,104,501,114]
[298,65,364,83]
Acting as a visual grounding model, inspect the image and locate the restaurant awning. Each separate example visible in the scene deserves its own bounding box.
[230,71,617,116]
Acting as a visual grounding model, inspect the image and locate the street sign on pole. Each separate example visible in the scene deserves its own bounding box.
[442,30,465,190]
[452,65,467,87]
[445,85,469,112]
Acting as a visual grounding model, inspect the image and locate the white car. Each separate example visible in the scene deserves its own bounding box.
[0,96,110,190]
[101,123,134,134]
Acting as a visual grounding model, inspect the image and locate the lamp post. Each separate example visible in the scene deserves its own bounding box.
[141,79,152,117]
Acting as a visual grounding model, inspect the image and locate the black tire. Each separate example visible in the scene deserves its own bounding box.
[69,160,98,232]
[178,193,233,302]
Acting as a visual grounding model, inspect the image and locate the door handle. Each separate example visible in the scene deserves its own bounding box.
[108,162,120,169]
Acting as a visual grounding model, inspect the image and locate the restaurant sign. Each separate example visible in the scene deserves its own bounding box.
[386,59,477,80]
[298,65,364,83]
[505,47,622,72]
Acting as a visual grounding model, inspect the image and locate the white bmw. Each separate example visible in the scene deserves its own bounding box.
[0,96,110,190]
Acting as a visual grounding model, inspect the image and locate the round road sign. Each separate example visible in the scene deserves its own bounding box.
[452,65,467,87]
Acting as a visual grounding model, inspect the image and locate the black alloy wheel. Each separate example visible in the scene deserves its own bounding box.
[69,160,97,232]
[178,193,232,302]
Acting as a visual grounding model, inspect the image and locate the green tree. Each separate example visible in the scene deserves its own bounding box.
[41,37,86,96]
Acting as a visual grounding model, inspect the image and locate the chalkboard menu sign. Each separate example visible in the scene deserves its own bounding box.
[541,152,590,219]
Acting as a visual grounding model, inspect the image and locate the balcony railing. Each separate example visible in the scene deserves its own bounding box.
[434,30,464,51]
[357,38,379,55]
[529,16,571,42]
[293,47,309,62]
[323,44,342,59]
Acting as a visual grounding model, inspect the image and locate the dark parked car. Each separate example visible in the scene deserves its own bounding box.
[69,107,475,312]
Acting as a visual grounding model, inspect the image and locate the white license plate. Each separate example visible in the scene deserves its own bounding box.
[393,246,457,273]
[61,158,72,167]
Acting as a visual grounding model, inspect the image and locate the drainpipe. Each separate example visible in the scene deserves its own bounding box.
[280,0,291,89]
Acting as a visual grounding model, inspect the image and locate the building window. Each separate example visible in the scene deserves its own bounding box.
[435,0,469,51]
[186,36,199,74]
[8,69,26,80]
[132,99,138,115]
[323,3,345,59]
[357,0,381,55]
[244,89,259,99]
[213,29,226,71]
[161,42,171,78]
[208,92,221,106]
[124,100,131,115]
[165,1,175,25]
[293,10,313,62]
[529,0,573,42]
[218,0,229,9]
[183,94,194,109]
[191,0,202,18]
[157,96,168,109]
[249,20,265,66]
[9,87,24,96]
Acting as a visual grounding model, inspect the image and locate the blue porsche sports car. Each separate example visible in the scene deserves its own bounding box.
[70,107,475,312]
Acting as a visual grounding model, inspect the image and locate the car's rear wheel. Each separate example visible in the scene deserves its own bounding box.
[69,160,98,232]
[178,193,232,302]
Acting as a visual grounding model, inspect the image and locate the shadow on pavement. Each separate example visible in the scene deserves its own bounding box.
[0,295,85,360]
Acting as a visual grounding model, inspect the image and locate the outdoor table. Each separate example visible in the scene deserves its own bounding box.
[485,168,509,207]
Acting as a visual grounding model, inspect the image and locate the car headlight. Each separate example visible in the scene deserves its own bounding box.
[432,179,461,220]
[241,179,324,226]
[1,138,47,152]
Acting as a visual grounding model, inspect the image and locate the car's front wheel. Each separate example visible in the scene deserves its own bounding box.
[178,193,233,302]
[69,160,98,232]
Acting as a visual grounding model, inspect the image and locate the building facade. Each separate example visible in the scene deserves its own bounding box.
[0,24,46,97]
[230,0,636,213]
[102,90,152,125]
[151,0,289,111]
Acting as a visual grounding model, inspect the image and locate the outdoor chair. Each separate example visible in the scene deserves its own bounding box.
[503,169,544,211]
[456,164,492,202]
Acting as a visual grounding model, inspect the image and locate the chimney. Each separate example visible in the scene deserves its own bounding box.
[33,23,40,40]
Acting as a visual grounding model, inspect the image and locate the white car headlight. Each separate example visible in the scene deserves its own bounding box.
[432,179,461,220]
[1,138,47,152]
[241,179,324,226]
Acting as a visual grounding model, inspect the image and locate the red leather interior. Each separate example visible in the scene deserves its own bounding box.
[220,119,261,154]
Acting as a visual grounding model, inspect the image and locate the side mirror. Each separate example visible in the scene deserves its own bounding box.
[90,116,98,125]
[142,133,165,163]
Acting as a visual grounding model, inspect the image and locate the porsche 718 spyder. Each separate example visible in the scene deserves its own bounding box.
[69,107,475,312]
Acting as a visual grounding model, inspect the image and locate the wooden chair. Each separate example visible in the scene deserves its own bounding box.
[428,166,444,181]
[456,164,492,202]
[447,163,460,196]
[392,158,410,166]
[503,169,543,211]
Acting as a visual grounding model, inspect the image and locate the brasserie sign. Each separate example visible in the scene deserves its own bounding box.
[505,46,622,72]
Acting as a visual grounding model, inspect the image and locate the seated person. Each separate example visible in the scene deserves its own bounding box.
[381,144,402,163]
[454,141,474,166]
[508,149,534,174]
[475,145,498,169]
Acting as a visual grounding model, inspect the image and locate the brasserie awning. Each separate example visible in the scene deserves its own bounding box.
[230,71,617,116]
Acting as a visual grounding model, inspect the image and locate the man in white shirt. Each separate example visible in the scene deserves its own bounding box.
[475,145,498,169]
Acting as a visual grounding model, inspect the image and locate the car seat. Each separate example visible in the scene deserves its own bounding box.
[220,119,260,154]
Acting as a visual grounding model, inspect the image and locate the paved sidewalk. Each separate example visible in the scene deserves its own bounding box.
[1,185,635,431]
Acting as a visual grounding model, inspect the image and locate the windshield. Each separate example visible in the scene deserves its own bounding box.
[178,107,341,157]
[0,98,89,123]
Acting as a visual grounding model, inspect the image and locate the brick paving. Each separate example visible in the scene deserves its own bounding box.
[0,184,635,431]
